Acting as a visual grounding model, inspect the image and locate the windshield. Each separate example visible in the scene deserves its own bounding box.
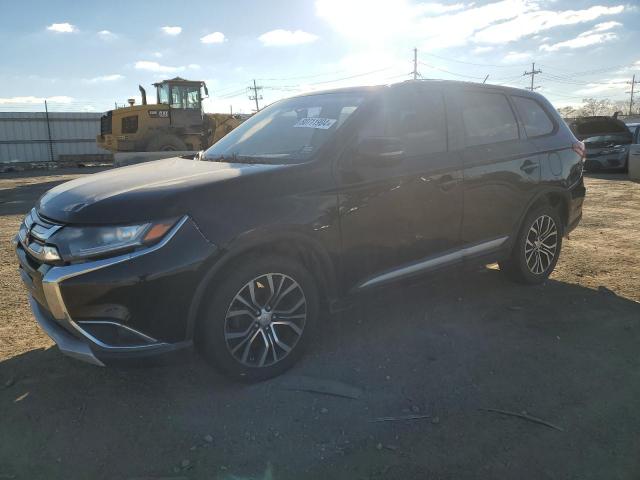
[203,92,365,164]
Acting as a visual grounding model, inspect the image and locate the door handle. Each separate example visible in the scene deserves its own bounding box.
[520,160,539,174]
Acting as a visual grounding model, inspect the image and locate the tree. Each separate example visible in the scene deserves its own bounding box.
[557,106,579,118]
[579,98,612,116]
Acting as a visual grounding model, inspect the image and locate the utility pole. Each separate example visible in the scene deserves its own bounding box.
[248,79,263,112]
[413,48,418,80]
[523,62,542,91]
[482,74,489,84]
[44,100,54,163]
[626,74,639,115]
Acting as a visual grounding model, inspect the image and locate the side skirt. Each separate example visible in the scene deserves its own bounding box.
[355,236,509,290]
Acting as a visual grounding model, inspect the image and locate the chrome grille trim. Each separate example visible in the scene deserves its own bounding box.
[18,208,62,262]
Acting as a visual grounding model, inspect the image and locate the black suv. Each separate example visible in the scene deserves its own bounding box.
[15,81,585,380]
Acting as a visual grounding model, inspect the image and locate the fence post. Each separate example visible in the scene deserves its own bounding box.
[44,100,54,162]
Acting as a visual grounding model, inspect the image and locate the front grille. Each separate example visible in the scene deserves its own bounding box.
[100,111,113,135]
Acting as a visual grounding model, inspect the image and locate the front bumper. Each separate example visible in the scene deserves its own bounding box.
[584,151,627,170]
[16,215,217,366]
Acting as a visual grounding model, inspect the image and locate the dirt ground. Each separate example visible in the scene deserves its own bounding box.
[0,169,639,480]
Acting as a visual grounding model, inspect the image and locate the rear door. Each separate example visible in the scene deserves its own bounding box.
[337,84,463,289]
[453,89,541,248]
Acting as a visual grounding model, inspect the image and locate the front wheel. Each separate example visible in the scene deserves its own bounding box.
[500,205,563,284]
[198,255,318,382]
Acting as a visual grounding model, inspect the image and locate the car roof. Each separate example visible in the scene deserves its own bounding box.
[293,79,541,99]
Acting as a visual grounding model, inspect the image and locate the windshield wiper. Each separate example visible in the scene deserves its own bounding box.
[204,152,238,163]
[204,153,294,165]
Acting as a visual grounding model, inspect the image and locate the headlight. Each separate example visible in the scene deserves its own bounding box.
[52,219,178,262]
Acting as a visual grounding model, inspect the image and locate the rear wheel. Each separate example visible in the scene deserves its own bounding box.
[199,255,318,382]
[146,134,187,152]
[500,204,563,284]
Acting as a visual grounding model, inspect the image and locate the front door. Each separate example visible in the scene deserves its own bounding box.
[337,84,463,290]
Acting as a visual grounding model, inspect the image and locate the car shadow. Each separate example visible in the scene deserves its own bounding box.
[2,266,640,479]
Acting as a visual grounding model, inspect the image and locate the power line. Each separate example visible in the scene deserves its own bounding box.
[420,51,530,68]
[418,61,486,80]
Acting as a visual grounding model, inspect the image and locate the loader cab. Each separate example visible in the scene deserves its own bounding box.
[154,77,208,128]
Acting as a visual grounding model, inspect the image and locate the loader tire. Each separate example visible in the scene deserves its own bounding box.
[146,134,187,152]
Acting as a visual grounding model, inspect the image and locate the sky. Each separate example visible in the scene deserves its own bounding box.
[0,0,638,114]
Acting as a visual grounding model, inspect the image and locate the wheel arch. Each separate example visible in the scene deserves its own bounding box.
[515,188,571,240]
[185,230,337,340]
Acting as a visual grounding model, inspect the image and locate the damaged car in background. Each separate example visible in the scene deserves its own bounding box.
[568,115,633,172]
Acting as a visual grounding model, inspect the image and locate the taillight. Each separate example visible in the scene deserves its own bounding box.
[572,141,586,161]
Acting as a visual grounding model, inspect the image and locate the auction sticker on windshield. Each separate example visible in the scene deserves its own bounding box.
[293,117,337,129]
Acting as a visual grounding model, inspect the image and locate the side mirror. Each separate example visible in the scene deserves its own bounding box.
[354,137,405,167]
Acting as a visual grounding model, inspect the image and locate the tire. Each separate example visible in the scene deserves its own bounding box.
[146,134,187,152]
[499,204,563,284]
[198,254,318,382]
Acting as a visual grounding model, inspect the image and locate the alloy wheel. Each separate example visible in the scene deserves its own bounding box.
[525,214,558,275]
[223,273,307,368]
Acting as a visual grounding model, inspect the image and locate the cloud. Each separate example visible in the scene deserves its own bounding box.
[46,23,77,33]
[473,4,624,44]
[315,0,625,50]
[540,22,622,52]
[153,51,163,58]
[472,45,494,54]
[97,30,116,40]
[575,77,628,95]
[590,21,622,32]
[188,64,201,70]
[0,96,74,104]
[200,32,226,44]
[161,26,182,36]
[417,2,466,15]
[540,32,617,51]
[84,74,124,83]
[258,29,318,46]
[134,61,184,73]
[503,51,531,62]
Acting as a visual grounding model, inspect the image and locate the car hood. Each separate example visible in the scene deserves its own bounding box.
[37,157,285,224]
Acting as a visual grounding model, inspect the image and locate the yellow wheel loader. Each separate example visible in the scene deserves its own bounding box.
[97,77,244,153]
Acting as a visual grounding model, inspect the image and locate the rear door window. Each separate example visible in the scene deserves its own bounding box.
[461,92,519,146]
[512,96,554,137]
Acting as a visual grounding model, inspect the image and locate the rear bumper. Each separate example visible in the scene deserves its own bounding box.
[566,178,586,235]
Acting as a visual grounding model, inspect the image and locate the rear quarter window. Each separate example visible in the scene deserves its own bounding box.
[460,92,519,147]
[512,96,554,137]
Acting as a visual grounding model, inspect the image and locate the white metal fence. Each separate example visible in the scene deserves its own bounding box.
[0,112,111,163]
